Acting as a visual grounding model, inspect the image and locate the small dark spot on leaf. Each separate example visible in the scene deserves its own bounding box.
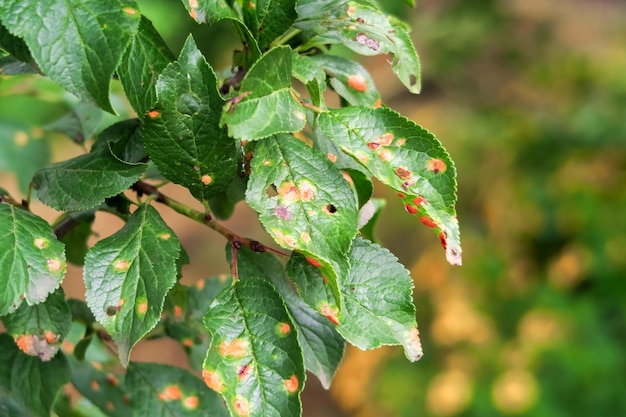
[356,17,365,23]
[106,306,117,316]
[324,204,337,214]
[232,240,242,250]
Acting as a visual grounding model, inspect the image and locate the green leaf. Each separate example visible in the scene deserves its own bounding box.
[92,118,146,164]
[245,133,358,308]
[0,204,66,316]
[403,0,416,7]
[202,278,305,417]
[0,333,70,417]
[68,356,132,417]
[343,168,373,209]
[231,245,345,389]
[0,0,141,112]
[221,46,306,140]
[0,55,36,75]
[319,106,462,265]
[288,237,423,361]
[143,36,237,202]
[291,52,326,108]
[32,141,147,211]
[43,100,106,145]
[242,0,298,50]
[0,120,51,193]
[83,205,182,365]
[0,22,32,63]
[1,288,71,362]
[311,54,380,107]
[296,1,421,93]
[118,16,175,119]
[55,211,96,266]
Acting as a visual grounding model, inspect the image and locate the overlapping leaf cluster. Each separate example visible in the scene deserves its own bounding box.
[0,0,460,416]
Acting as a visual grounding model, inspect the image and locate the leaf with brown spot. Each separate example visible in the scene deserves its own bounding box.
[203,278,305,417]
[319,106,462,265]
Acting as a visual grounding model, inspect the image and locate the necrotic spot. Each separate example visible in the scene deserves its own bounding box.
[355,33,380,51]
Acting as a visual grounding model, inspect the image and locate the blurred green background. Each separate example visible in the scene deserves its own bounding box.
[2,0,625,416]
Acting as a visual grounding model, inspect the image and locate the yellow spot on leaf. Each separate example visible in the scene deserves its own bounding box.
[378,149,394,162]
[295,111,306,120]
[233,396,251,417]
[31,127,43,139]
[298,180,315,202]
[13,131,28,147]
[300,232,311,243]
[34,238,48,249]
[492,369,538,414]
[123,7,138,15]
[278,181,299,204]
[188,0,199,7]
[137,300,148,315]
[159,233,171,240]
[113,259,130,272]
[378,133,394,146]
[46,258,62,272]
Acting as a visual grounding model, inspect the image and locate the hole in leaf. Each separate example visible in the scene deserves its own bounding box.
[266,184,278,197]
[409,74,417,86]
[324,204,337,214]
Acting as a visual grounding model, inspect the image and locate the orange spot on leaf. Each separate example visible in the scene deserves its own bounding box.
[34,238,48,249]
[373,98,382,108]
[201,175,212,185]
[306,256,321,267]
[46,258,62,272]
[321,304,340,325]
[413,196,425,206]
[219,339,249,358]
[159,385,183,401]
[106,373,119,387]
[404,204,418,215]
[427,158,447,174]
[122,7,137,15]
[347,74,368,92]
[91,380,100,390]
[378,149,393,162]
[395,167,412,180]
[183,338,193,347]
[419,216,437,228]
[327,153,337,162]
[284,375,299,393]
[174,305,183,318]
[147,110,160,119]
[183,395,199,410]
[189,9,198,20]
[202,369,224,392]
[278,322,291,335]
[137,300,148,314]
[378,133,394,146]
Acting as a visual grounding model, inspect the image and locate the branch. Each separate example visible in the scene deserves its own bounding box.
[131,181,268,254]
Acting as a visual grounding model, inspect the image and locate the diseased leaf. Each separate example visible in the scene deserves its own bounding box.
[288,237,423,362]
[68,356,132,417]
[311,54,380,107]
[0,0,141,112]
[221,46,306,140]
[32,134,147,211]
[242,0,298,50]
[230,245,345,389]
[143,36,237,202]
[245,133,358,308]
[0,333,70,417]
[126,362,229,416]
[83,205,182,365]
[202,278,305,417]
[118,16,175,119]
[296,1,421,93]
[1,288,71,362]
[319,106,462,265]
[0,204,66,316]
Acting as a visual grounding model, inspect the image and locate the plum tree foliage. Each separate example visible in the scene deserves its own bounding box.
[0,0,461,416]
